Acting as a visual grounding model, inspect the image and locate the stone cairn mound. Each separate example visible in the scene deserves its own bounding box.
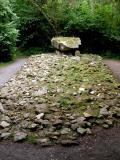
[0,53,120,145]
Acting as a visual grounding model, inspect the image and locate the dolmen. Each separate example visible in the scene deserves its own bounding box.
[51,37,81,56]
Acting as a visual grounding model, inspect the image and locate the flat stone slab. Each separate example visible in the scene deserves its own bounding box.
[51,37,81,52]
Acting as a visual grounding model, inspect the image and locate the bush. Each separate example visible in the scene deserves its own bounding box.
[0,0,18,62]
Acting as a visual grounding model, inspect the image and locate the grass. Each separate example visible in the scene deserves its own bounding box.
[0,61,13,68]
[26,134,38,144]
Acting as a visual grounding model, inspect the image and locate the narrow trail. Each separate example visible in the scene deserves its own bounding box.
[104,59,120,82]
[0,57,120,160]
[0,58,26,87]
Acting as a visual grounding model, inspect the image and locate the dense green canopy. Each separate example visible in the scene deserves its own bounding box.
[0,0,120,61]
[0,0,18,61]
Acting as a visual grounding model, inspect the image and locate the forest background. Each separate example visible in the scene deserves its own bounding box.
[0,0,120,62]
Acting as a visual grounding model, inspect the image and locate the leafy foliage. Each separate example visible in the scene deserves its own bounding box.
[0,0,120,60]
[64,0,120,53]
[15,0,120,55]
[0,0,18,62]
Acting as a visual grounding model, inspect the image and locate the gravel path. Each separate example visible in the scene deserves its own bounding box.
[0,58,26,87]
[104,59,120,82]
[0,57,120,160]
[0,125,120,160]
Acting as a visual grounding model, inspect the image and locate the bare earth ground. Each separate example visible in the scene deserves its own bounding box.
[0,57,120,160]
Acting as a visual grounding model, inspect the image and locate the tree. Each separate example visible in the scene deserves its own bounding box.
[0,0,18,62]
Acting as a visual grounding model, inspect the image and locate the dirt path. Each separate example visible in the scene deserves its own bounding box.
[0,58,26,87]
[0,58,120,160]
[104,59,120,82]
[0,125,120,160]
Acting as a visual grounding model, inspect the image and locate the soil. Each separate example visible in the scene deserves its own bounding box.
[0,57,120,160]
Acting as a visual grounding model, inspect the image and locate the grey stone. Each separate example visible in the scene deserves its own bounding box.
[71,123,78,131]
[53,119,63,126]
[102,124,109,129]
[1,116,11,123]
[86,128,92,134]
[77,127,86,135]
[100,107,110,116]
[61,128,70,135]
[40,120,50,127]
[71,56,80,61]
[29,123,38,130]
[33,86,48,96]
[76,117,86,127]
[23,113,30,119]
[35,104,48,113]
[51,37,81,52]
[1,132,11,139]
[0,121,10,128]
[38,138,49,143]
[14,132,27,142]
[83,112,92,118]
[105,119,113,126]
[36,113,44,120]
[0,103,4,113]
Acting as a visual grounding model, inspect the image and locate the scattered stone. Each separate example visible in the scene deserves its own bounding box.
[36,113,44,120]
[79,87,85,92]
[61,128,70,135]
[0,121,10,128]
[76,117,86,127]
[23,113,30,119]
[53,119,63,127]
[0,103,4,113]
[40,119,50,127]
[33,86,48,96]
[1,116,11,123]
[71,56,80,61]
[1,132,11,139]
[77,127,86,135]
[14,132,27,142]
[100,107,110,116]
[29,123,38,130]
[35,104,48,114]
[83,112,92,118]
[102,124,109,129]
[71,123,78,131]
[90,90,95,94]
[86,128,92,134]
[105,119,113,126]
[38,138,49,143]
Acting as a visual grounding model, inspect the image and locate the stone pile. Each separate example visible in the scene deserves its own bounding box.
[0,54,120,144]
